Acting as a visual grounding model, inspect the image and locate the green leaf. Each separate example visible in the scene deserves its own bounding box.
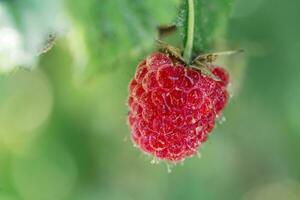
[65,0,180,79]
[178,0,235,57]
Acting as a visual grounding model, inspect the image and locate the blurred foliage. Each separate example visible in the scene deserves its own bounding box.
[0,0,181,78]
[0,0,67,72]
[65,0,180,78]
[1,0,300,200]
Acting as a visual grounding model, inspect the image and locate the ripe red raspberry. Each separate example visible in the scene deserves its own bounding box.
[127,52,229,162]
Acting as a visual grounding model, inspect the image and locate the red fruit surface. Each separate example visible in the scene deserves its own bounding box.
[127,52,230,162]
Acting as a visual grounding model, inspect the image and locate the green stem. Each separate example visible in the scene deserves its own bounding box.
[183,0,195,64]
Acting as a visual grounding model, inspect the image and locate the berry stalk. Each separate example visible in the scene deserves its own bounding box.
[183,0,195,64]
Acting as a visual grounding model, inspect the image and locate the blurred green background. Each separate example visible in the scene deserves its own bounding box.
[1,0,300,200]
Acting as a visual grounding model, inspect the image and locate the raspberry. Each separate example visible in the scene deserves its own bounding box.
[127,52,230,162]
[212,67,230,87]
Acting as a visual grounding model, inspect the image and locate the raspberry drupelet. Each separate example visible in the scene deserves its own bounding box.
[127,52,229,162]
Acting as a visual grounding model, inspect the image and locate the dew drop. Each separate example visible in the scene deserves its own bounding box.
[150,158,156,165]
[197,151,202,158]
[150,157,159,165]
[221,116,226,123]
[166,164,172,173]
[219,116,226,124]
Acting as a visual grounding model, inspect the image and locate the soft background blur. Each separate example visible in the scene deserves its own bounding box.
[1,0,300,200]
